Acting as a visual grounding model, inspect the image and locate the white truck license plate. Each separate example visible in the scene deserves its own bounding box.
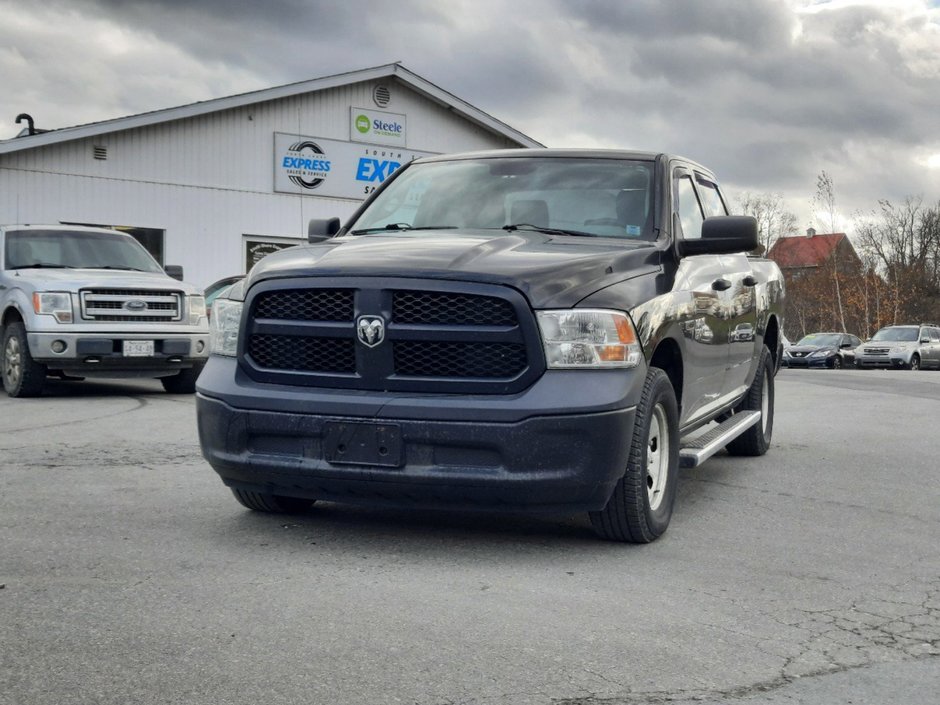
[123,340,155,357]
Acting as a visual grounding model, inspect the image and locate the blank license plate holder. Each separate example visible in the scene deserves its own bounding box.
[323,422,403,467]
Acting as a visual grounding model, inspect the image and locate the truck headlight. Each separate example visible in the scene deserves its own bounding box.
[209,299,243,356]
[537,309,642,368]
[33,292,73,323]
[189,295,207,325]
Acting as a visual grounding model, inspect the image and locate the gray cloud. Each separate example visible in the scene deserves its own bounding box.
[2,0,939,231]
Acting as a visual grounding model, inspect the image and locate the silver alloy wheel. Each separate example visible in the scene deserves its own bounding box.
[3,335,22,388]
[646,403,669,511]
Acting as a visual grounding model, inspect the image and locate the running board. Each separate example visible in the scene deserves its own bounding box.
[679,411,761,468]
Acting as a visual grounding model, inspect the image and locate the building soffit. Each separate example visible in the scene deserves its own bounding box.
[0,63,544,155]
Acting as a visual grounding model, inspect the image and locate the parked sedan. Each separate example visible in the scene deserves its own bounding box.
[783,332,862,369]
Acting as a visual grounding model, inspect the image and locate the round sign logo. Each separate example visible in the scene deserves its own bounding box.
[355,114,371,134]
[284,140,329,189]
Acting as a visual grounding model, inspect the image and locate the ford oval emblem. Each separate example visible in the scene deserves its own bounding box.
[124,300,148,312]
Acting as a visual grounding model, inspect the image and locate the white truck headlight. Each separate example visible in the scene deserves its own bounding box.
[188,295,207,325]
[537,309,642,368]
[33,292,73,323]
[209,299,243,356]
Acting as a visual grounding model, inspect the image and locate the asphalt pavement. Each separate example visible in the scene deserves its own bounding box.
[1,369,938,705]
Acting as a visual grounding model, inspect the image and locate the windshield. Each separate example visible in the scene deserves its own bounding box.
[4,229,164,273]
[796,333,842,347]
[350,157,656,240]
[871,327,919,342]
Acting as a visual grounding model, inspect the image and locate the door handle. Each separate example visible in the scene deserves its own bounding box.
[711,278,732,291]
[742,275,758,287]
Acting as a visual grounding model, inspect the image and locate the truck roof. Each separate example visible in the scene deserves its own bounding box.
[413,148,713,174]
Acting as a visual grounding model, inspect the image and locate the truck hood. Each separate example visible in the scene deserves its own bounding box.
[7,268,200,295]
[249,230,662,308]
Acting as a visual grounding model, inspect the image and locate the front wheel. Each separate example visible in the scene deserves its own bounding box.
[909,354,921,371]
[231,489,315,513]
[831,356,843,369]
[161,363,204,393]
[2,322,46,397]
[726,345,774,456]
[589,367,679,543]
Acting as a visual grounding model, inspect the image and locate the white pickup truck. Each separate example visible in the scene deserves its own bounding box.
[1,224,210,397]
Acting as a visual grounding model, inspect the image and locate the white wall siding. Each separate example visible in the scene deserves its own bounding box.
[0,77,528,287]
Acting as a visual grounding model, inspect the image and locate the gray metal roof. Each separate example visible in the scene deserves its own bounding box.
[0,63,543,155]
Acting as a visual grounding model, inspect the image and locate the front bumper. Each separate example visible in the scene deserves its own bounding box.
[28,330,210,373]
[196,356,644,513]
[855,350,913,368]
[783,355,831,368]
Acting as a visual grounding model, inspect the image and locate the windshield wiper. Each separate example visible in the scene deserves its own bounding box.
[9,263,75,269]
[502,223,596,238]
[93,265,147,271]
[350,224,457,235]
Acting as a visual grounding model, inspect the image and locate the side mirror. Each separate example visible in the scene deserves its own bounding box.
[164,264,184,281]
[677,215,758,257]
[921,337,930,344]
[308,217,341,243]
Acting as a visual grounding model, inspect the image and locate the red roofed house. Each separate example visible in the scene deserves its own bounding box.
[767,228,862,277]
[767,229,865,337]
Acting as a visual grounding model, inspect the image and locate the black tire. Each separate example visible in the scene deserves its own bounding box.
[161,363,204,393]
[589,367,679,543]
[726,345,774,457]
[231,488,315,513]
[2,322,46,397]
[831,356,843,369]
[909,354,921,371]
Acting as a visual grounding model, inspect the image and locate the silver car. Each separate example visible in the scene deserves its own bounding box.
[854,324,940,370]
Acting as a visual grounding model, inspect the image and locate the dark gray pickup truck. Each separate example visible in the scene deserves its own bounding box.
[196,149,785,543]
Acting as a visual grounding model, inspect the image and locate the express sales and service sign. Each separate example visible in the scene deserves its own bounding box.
[274,133,434,199]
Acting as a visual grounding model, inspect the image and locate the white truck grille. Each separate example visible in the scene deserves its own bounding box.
[80,289,183,322]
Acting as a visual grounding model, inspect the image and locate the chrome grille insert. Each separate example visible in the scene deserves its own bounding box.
[80,289,183,321]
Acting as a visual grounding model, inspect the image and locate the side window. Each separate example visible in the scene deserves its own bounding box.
[696,177,727,217]
[676,175,704,240]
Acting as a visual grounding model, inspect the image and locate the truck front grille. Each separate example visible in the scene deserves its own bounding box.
[864,347,890,356]
[248,335,356,373]
[80,289,183,322]
[393,341,527,377]
[255,289,354,321]
[241,279,543,394]
[393,291,517,325]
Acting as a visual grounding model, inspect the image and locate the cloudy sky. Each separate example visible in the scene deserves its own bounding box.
[1,0,938,232]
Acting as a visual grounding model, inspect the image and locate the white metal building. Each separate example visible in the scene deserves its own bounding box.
[0,63,542,287]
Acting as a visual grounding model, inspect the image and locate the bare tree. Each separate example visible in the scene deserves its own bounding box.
[813,171,847,332]
[736,192,799,255]
[856,197,940,325]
